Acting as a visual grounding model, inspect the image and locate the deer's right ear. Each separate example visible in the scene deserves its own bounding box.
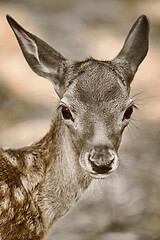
[7,15,68,98]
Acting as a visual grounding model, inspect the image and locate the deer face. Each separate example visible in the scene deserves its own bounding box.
[7,15,149,179]
[59,60,134,178]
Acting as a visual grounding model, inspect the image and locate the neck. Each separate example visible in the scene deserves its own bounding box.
[20,111,92,231]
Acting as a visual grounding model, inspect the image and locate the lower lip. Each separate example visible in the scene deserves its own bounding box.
[89,172,110,179]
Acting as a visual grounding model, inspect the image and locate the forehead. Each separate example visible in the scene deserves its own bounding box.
[64,59,129,109]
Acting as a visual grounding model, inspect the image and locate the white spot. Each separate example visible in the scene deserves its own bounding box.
[0,183,8,194]
[25,154,34,167]
[1,198,9,210]
[3,152,17,167]
[21,176,28,191]
[14,188,24,202]
[21,173,42,193]
[27,172,42,190]
[0,217,7,224]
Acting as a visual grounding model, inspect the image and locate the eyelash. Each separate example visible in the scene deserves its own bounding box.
[123,104,137,121]
[61,106,74,122]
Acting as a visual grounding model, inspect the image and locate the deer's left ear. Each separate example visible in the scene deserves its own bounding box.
[112,15,149,84]
[7,15,68,98]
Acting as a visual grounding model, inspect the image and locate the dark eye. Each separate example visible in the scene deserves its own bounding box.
[123,105,133,120]
[61,106,74,122]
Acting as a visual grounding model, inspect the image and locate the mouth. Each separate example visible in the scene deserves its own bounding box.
[86,160,113,179]
[87,163,116,179]
[88,171,110,179]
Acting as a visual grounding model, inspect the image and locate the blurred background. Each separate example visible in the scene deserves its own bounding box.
[0,0,160,239]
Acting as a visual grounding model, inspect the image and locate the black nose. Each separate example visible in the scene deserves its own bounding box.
[89,159,114,174]
[88,146,115,174]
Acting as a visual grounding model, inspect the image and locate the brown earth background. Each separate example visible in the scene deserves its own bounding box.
[0,0,160,240]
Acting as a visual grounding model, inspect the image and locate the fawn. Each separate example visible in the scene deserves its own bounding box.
[0,15,149,240]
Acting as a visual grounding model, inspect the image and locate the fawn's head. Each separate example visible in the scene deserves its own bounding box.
[7,15,149,179]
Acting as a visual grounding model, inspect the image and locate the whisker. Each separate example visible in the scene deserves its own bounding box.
[129,121,140,131]
[126,124,133,137]
[131,91,143,99]
[131,91,158,112]
[132,93,157,106]
[130,117,140,122]
[126,123,140,140]
[28,90,59,103]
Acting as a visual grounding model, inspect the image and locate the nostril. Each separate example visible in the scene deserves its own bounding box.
[89,151,103,163]
[88,158,114,174]
[107,159,114,171]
